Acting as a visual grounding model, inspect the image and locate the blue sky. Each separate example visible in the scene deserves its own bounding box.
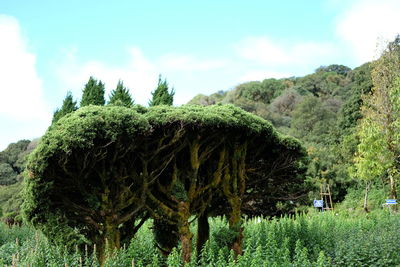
[1,0,400,150]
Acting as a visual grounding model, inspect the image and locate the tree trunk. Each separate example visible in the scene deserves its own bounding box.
[228,196,243,256]
[389,174,398,212]
[98,215,121,267]
[363,181,371,213]
[196,213,209,256]
[178,201,193,263]
[389,174,397,200]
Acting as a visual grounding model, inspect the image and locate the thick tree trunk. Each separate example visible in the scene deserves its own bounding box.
[98,220,121,267]
[178,201,193,263]
[228,196,243,256]
[196,213,209,255]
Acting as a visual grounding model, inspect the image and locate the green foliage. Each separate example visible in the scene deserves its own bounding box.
[80,76,106,107]
[338,186,386,212]
[0,182,24,220]
[187,91,226,106]
[52,91,78,123]
[353,37,400,201]
[224,78,286,104]
[290,96,336,145]
[0,139,38,221]
[315,64,351,76]
[108,80,134,107]
[0,163,16,186]
[149,75,174,106]
[337,63,373,134]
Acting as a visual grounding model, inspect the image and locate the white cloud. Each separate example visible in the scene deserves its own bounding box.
[336,0,400,63]
[158,54,227,71]
[235,37,337,67]
[0,15,50,150]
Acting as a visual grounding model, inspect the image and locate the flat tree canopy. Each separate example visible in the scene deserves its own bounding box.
[23,104,307,263]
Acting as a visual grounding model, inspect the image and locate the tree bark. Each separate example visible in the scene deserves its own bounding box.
[178,201,193,263]
[389,174,397,200]
[228,196,243,256]
[98,220,121,267]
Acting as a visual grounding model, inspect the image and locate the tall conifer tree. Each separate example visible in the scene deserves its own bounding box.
[108,80,134,107]
[80,76,105,107]
[149,75,175,106]
[52,92,78,123]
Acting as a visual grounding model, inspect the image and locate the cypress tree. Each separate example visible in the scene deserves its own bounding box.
[149,75,175,106]
[80,76,106,107]
[108,80,134,107]
[52,92,78,123]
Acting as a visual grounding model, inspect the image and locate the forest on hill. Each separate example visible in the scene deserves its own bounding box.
[189,63,372,204]
[0,59,388,221]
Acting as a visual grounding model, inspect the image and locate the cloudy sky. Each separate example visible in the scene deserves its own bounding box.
[1,0,399,150]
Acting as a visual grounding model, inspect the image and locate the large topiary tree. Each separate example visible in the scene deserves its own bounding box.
[23,104,307,264]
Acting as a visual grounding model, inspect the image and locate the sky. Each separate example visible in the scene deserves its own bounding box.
[1,0,400,150]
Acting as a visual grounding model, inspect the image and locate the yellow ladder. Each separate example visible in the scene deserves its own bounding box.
[320,181,334,211]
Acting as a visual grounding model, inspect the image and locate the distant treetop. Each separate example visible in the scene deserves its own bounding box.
[80,76,106,107]
[149,75,175,106]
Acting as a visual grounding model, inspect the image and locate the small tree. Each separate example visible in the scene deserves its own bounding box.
[52,92,78,123]
[149,75,175,106]
[353,37,400,206]
[108,80,134,107]
[80,76,106,107]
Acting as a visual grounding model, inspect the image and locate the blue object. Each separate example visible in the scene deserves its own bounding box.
[385,199,397,205]
[314,199,324,208]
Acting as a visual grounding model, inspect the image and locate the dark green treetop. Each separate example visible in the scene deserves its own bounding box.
[80,76,105,107]
[148,75,175,106]
[52,92,78,123]
[108,80,134,107]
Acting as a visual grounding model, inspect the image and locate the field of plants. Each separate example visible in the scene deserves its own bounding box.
[1,210,399,267]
